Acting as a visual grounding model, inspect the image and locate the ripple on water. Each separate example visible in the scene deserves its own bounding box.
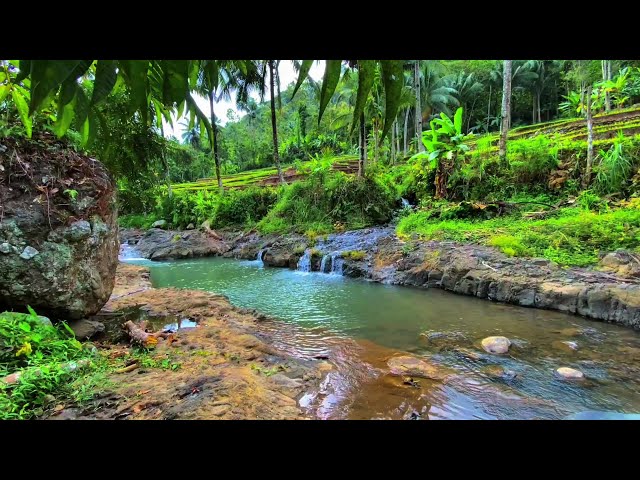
[121,254,640,420]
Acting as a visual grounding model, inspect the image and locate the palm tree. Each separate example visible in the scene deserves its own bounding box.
[414,60,424,153]
[267,60,286,183]
[499,60,513,162]
[446,71,483,133]
[180,121,202,150]
[194,60,236,190]
[419,61,459,121]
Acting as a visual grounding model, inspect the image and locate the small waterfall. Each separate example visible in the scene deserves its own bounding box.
[297,249,312,272]
[256,249,265,264]
[320,254,332,273]
[401,197,411,208]
[330,253,344,275]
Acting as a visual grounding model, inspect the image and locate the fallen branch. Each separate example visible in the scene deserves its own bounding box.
[124,320,171,348]
[115,362,139,374]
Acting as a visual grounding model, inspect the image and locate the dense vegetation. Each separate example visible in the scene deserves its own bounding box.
[6,59,640,417]
[4,59,640,258]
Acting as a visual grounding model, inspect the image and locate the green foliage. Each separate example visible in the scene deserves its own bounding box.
[507,135,559,183]
[157,187,278,229]
[594,133,634,195]
[118,213,160,229]
[0,309,99,419]
[257,170,396,234]
[341,250,366,261]
[410,107,471,199]
[398,205,640,267]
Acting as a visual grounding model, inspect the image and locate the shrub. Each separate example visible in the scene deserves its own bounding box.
[258,170,395,234]
[0,308,97,419]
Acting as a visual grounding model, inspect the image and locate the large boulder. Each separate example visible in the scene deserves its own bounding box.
[0,132,119,320]
[135,228,229,260]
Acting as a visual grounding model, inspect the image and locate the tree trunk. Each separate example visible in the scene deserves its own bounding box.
[159,123,172,200]
[603,60,611,112]
[403,108,410,155]
[269,60,285,184]
[209,91,223,191]
[358,112,366,177]
[414,60,424,152]
[391,120,396,165]
[373,120,379,163]
[537,91,542,123]
[487,84,491,132]
[498,60,512,162]
[394,119,400,163]
[584,85,594,188]
[532,94,536,124]
[466,97,477,133]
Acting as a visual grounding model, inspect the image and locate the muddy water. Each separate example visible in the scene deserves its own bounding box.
[122,252,640,420]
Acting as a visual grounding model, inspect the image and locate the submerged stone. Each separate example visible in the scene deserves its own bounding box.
[387,355,451,381]
[556,367,585,380]
[481,336,511,354]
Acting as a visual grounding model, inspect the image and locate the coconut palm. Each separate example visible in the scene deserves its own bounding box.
[445,71,484,133]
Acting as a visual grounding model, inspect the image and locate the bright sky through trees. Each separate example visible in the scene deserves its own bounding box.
[162,60,326,139]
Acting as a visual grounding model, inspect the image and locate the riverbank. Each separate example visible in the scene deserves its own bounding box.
[48,263,332,420]
[121,225,640,329]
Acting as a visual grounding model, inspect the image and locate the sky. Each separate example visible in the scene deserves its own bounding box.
[163,60,326,140]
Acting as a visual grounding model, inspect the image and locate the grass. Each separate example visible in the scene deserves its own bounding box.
[0,308,104,419]
[119,213,160,229]
[397,204,640,267]
[0,308,187,419]
[341,250,366,261]
[170,155,358,194]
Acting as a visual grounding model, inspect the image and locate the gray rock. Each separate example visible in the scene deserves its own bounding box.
[67,319,105,340]
[20,246,39,260]
[186,223,195,230]
[66,220,92,242]
[0,152,118,320]
[135,228,229,261]
[0,243,11,254]
[481,336,511,354]
[555,367,585,380]
[151,219,167,229]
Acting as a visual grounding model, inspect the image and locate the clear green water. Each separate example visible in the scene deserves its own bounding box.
[123,253,640,420]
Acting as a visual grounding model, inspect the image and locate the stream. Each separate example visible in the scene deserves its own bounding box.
[120,244,640,420]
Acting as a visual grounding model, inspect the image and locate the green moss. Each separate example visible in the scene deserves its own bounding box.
[293,244,307,255]
[341,250,366,261]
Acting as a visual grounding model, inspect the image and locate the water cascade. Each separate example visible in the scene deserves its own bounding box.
[297,249,312,272]
[256,249,265,265]
[330,253,344,275]
[320,254,332,273]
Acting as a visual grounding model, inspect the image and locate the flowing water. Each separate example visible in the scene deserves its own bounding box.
[122,250,640,420]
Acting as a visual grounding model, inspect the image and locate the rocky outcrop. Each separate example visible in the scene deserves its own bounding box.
[0,132,119,320]
[134,228,230,260]
[222,226,640,329]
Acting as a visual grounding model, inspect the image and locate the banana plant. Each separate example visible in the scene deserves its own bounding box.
[410,106,470,199]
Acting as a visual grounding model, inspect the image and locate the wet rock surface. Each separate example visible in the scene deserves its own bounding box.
[58,263,331,420]
[221,225,640,329]
[134,228,230,261]
[0,133,119,319]
[481,336,512,354]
